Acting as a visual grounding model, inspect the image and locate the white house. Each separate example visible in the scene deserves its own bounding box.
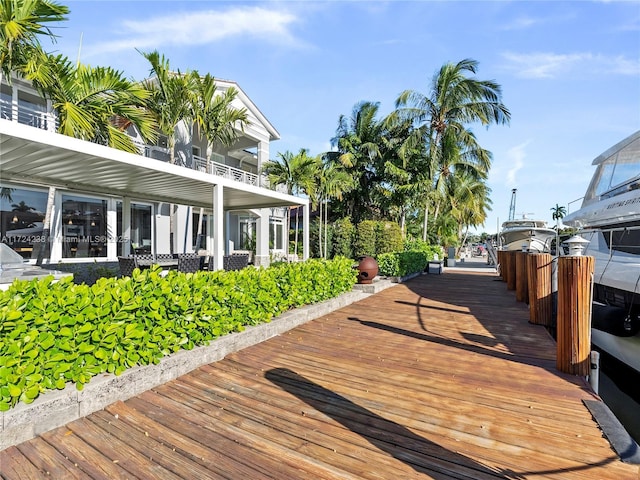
[0,75,309,273]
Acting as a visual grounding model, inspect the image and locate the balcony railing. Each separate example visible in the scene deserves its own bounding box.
[1,99,263,188]
[0,98,58,131]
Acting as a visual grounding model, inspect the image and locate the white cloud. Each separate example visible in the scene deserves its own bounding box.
[82,6,301,57]
[505,141,528,187]
[501,51,640,79]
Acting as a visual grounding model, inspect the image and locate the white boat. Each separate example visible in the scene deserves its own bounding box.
[499,216,556,252]
[563,130,640,368]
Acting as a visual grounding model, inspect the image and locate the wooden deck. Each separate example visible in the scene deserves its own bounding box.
[1,266,637,479]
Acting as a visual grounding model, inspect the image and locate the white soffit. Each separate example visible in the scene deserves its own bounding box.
[0,121,305,210]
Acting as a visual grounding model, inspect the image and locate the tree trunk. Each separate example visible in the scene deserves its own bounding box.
[36,187,56,266]
[422,204,429,242]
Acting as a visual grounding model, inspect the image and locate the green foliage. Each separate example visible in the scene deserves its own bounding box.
[377,251,428,277]
[403,238,444,261]
[332,217,355,259]
[354,220,377,257]
[0,258,357,411]
[375,221,403,254]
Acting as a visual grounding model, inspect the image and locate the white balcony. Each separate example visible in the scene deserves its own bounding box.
[0,99,262,188]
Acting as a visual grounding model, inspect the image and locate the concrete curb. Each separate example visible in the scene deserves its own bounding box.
[0,283,397,450]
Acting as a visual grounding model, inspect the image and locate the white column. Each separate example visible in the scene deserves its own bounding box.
[255,210,270,267]
[257,140,269,187]
[107,198,118,260]
[122,198,131,256]
[303,201,310,260]
[212,185,224,270]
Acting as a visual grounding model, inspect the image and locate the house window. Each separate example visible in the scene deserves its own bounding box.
[116,202,153,255]
[61,194,107,258]
[192,210,208,250]
[270,217,285,251]
[0,185,47,260]
[239,217,256,251]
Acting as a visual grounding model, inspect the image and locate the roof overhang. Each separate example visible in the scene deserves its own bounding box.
[0,120,306,211]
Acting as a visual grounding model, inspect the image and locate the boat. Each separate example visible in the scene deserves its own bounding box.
[499,216,557,252]
[562,130,640,367]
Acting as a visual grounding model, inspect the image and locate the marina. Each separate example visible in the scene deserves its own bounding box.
[1,260,637,479]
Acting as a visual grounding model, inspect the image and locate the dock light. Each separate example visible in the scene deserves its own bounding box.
[563,235,590,256]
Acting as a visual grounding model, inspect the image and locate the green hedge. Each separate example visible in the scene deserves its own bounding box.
[377,251,429,277]
[0,258,357,411]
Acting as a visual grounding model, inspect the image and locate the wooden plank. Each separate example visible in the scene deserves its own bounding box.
[0,446,48,480]
[0,268,636,479]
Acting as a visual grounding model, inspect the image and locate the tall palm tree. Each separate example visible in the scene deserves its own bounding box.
[312,158,353,258]
[140,50,195,166]
[329,101,384,223]
[392,58,510,240]
[263,148,318,256]
[551,204,566,224]
[191,72,249,161]
[0,0,68,84]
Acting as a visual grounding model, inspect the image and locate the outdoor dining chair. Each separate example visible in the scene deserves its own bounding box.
[117,256,138,277]
[223,253,250,271]
[177,253,205,273]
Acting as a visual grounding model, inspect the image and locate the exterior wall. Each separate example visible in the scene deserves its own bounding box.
[1,76,297,269]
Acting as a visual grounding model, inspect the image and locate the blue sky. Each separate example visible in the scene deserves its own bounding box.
[51,0,640,234]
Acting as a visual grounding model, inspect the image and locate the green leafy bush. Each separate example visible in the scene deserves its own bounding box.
[332,218,355,259]
[354,220,377,258]
[377,251,429,277]
[0,258,357,411]
[375,221,404,254]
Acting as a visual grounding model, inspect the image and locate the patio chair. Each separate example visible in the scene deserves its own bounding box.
[134,253,155,268]
[118,256,138,277]
[223,253,249,271]
[177,253,205,273]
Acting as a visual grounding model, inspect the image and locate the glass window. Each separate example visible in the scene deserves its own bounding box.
[192,211,208,250]
[116,202,153,255]
[239,217,256,251]
[61,194,107,258]
[0,186,47,260]
[270,217,284,250]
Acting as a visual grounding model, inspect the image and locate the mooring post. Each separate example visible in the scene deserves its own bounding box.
[515,251,528,303]
[506,251,517,291]
[589,350,600,394]
[556,255,595,376]
[526,253,553,326]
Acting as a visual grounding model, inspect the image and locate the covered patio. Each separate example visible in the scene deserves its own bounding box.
[0,120,309,270]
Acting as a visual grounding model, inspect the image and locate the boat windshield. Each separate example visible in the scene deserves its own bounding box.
[583,134,640,206]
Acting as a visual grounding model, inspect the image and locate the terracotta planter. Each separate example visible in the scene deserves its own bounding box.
[356,256,378,284]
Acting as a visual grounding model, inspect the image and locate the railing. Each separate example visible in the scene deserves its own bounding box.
[2,99,261,188]
[193,155,259,186]
[0,98,58,131]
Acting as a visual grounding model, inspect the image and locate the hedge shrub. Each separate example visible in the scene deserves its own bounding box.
[377,251,429,277]
[375,221,404,254]
[0,258,357,411]
[354,220,377,258]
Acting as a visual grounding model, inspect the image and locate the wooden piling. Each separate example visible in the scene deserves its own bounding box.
[526,253,553,326]
[497,250,505,281]
[515,252,528,303]
[556,255,594,376]
[506,251,517,291]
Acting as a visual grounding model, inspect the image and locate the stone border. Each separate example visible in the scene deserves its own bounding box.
[0,281,399,450]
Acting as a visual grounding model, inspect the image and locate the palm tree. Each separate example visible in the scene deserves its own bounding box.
[191,72,249,161]
[263,148,318,256]
[329,101,384,223]
[32,54,157,151]
[551,204,566,224]
[392,58,510,240]
[140,50,195,166]
[0,0,68,84]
